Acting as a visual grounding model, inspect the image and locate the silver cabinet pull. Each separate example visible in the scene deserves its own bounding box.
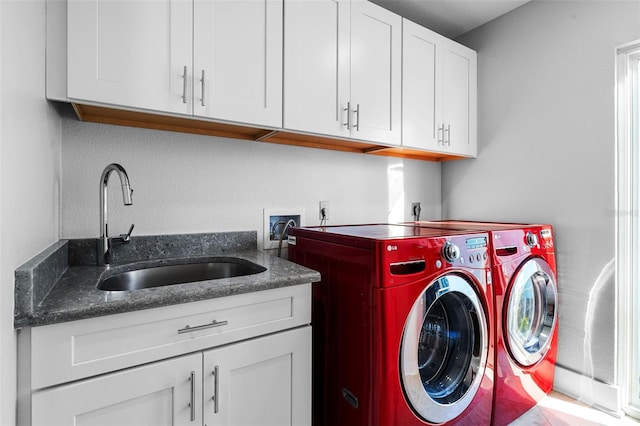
[445,124,451,146]
[343,102,351,130]
[354,104,360,131]
[200,69,206,107]
[189,371,196,421]
[182,65,188,104]
[212,366,220,414]
[178,320,228,334]
[438,125,444,144]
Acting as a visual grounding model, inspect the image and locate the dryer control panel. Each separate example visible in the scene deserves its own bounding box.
[380,233,490,288]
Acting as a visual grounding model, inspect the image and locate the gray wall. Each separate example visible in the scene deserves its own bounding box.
[59,105,442,246]
[1,1,62,424]
[447,1,640,384]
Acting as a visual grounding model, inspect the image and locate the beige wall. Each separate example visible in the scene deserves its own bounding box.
[0,1,62,423]
[447,0,640,388]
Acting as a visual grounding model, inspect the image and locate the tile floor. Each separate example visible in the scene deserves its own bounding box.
[511,392,640,425]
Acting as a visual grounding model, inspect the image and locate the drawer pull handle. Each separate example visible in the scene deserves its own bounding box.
[178,320,228,334]
[344,101,351,130]
[189,371,196,421]
[182,65,188,104]
[212,365,220,414]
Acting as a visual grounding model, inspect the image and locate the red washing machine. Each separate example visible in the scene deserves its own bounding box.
[288,224,494,426]
[411,221,559,426]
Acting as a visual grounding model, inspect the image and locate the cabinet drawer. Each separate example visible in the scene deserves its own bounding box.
[29,284,310,390]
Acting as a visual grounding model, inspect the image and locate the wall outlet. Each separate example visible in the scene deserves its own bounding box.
[319,201,329,221]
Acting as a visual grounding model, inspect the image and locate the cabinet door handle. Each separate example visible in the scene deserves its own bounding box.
[445,124,451,146]
[182,65,188,104]
[200,69,206,107]
[189,371,196,421]
[354,104,360,131]
[177,320,228,334]
[212,365,220,414]
[438,125,444,144]
[344,102,351,130]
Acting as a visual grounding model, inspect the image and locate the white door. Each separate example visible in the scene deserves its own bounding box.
[67,0,193,114]
[194,0,283,128]
[350,0,402,145]
[283,0,350,138]
[441,40,477,157]
[402,19,442,151]
[203,327,312,426]
[32,353,202,426]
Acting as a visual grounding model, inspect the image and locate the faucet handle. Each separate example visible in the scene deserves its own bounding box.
[120,223,135,243]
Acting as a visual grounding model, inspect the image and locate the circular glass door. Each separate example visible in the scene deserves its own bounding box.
[505,258,557,366]
[400,274,488,424]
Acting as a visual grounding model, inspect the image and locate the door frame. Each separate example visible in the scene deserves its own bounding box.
[615,39,640,420]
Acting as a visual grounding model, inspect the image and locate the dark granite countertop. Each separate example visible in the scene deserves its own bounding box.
[15,232,320,328]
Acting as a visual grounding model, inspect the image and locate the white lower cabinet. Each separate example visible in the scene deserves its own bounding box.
[20,285,312,426]
[204,327,311,426]
[31,327,310,426]
[33,353,203,426]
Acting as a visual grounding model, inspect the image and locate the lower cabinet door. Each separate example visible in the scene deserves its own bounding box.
[32,353,202,426]
[203,326,311,426]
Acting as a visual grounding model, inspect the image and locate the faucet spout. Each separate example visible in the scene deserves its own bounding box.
[276,219,297,258]
[99,163,134,265]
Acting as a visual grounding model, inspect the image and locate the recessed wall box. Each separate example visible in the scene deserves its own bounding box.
[263,209,304,251]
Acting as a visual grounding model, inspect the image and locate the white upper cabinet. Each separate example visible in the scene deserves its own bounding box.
[58,0,475,160]
[67,0,282,128]
[402,19,477,157]
[441,39,477,157]
[402,19,440,151]
[284,0,401,146]
[283,0,350,138]
[67,0,193,115]
[194,0,283,127]
[350,0,402,145]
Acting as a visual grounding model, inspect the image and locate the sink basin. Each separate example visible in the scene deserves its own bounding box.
[97,259,267,291]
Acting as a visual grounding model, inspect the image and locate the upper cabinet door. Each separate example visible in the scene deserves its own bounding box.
[401,19,477,157]
[402,19,442,151]
[442,39,477,157]
[350,0,402,146]
[283,0,350,138]
[194,0,283,128]
[67,0,193,114]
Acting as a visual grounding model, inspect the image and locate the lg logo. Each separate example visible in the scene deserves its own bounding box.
[387,245,398,252]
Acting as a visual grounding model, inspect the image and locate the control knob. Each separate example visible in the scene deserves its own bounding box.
[525,232,539,248]
[442,241,460,263]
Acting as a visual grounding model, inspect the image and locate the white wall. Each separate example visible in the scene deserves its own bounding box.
[0,1,62,424]
[59,105,442,246]
[447,0,640,389]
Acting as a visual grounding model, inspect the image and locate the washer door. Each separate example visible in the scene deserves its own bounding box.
[505,258,557,367]
[400,274,488,424]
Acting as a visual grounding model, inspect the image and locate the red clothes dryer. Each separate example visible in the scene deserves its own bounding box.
[413,221,559,426]
[288,224,494,426]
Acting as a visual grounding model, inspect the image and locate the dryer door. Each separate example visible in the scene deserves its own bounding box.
[399,273,488,424]
[505,257,558,366]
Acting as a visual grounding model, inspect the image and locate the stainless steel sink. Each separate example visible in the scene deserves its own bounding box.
[97,259,267,291]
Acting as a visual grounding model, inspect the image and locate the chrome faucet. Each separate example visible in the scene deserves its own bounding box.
[271,219,297,258]
[99,163,134,265]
